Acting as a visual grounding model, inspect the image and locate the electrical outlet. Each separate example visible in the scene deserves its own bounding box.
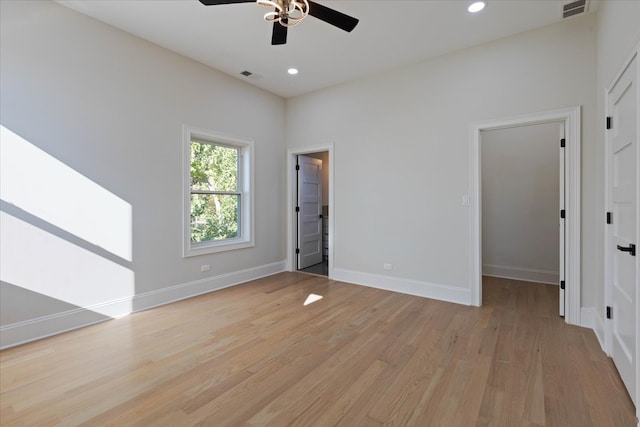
[383,263,393,270]
[201,264,211,272]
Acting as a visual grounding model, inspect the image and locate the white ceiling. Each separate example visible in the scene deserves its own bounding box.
[57,0,595,99]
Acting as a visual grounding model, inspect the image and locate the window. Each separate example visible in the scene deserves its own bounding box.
[183,126,253,256]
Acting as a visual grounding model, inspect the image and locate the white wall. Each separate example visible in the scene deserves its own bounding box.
[482,123,560,284]
[286,13,597,305]
[0,0,287,348]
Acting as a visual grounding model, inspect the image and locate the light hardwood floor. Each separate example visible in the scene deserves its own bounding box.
[0,273,636,426]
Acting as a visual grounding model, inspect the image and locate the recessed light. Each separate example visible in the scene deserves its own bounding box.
[287,68,299,75]
[468,1,486,13]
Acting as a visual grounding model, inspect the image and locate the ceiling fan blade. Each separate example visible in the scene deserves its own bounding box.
[272,21,288,45]
[308,1,358,32]
[198,0,253,5]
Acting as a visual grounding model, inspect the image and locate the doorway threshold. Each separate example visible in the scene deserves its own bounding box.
[299,261,328,277]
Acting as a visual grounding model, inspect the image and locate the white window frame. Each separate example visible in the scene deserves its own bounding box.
[183,125,254,257]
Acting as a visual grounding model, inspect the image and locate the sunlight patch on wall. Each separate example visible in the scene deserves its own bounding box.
[0,125,132,261]
[0,211,134,318]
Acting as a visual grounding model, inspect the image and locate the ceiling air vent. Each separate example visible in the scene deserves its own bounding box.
[563,0,589,19]
[239,70,263,80]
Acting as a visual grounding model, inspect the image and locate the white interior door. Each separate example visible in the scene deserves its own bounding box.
[297,155,323,269]
[606,52,637,408]
[559,124,566,317]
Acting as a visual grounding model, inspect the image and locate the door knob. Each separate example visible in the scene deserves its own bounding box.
[616,243,636,256]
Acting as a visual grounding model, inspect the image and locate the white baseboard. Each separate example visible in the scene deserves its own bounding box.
[580,306,606,352]
[482,264,559,285]
[333,268,471,306]
[0,307,115,351]
[131,260,285,312]
[0,260,286,350]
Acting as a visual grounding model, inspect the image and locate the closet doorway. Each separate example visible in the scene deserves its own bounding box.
[470,107,581,324]
[287,145,333,278]
[481,122,563,310]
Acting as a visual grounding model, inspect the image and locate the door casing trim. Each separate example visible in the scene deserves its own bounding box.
[286,144,334,278]
[469,106,581,326]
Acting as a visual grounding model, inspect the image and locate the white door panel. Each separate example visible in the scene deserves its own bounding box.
[297,155,323,269]
[607,52,637,408]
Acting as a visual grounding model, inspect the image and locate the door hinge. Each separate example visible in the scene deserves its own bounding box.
[295,206,300,212]
[560,138,565,148]
[606,116,612,129]
[560,280,565,290]
[560,209,566,219]
[295,248,300,254]
[606,212,612,224]
[295,164,300,171]
[606,306,612,319]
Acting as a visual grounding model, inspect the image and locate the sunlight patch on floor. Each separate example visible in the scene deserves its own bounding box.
[303,293,323,306]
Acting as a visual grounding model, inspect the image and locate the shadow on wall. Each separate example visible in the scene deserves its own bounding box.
[0,125,135,346]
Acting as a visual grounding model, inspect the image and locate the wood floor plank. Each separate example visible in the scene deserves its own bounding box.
[289,359,389,427]
[0,273,637,426]
[249,330,393,426]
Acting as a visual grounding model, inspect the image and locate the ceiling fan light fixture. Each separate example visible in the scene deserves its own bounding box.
[468,1,486,13]
[198,0,359,46]
[259,0,309,27]
[257,0,281,11]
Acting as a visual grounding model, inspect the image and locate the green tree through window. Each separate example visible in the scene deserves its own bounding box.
[190,141,241,243]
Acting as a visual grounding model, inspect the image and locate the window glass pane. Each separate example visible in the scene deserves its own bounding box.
[190,194,239,243]
[190,141,238,192]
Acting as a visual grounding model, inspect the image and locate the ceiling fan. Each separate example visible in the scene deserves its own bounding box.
[198,0,359,45]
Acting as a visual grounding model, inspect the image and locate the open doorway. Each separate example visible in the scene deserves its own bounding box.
[286,145,334,278]
[470,107,581,325]
[297,153,328,276]
[481,122,563,309]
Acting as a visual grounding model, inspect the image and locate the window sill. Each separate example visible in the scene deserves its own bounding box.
[183,238,254,257]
